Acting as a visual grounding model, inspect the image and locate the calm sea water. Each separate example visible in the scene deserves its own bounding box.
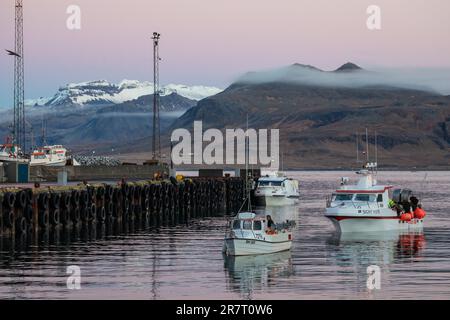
[1,171,450,300]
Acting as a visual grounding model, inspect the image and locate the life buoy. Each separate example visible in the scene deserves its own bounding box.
[414,208,426,219]
[400,213,412,222]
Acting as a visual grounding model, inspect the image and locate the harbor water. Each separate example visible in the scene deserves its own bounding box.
[1,171,450,299]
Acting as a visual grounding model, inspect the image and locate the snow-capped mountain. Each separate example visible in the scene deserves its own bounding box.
[26,80,223,107]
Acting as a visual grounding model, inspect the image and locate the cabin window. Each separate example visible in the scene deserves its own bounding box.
[333,194,353,201]
[243,220,252,230]
[232,220,241,230]
[253,220,262,231]
[258,181,283,187]
[355,194,377,202]
[377,194,383,202]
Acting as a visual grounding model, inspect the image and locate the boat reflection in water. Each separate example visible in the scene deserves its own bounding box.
[223,250,294,299]
[325,230,426,296]
[326,230,426,266]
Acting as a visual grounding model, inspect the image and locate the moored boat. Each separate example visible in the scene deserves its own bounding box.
[254,171,299,206]
[325,162,427,233]
[223,212,295,256]
[0,141,29,164]
[30,145,68,167]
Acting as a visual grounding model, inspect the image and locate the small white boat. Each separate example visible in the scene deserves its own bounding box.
[254,172,299,206]
[325,162,427,233]
[223,212,294,256]
[30,145,68,167]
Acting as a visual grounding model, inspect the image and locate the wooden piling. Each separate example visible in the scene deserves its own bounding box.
[0,177,244,243]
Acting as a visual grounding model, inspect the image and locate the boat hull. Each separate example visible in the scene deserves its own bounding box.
[223,238,292,256]
[326,216,424,233]
[29,159,66,167]
[254,195,298,207]
[0,157,29,164]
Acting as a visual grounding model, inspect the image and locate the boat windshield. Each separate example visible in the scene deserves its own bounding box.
[232,219,263,231]
[333,194,353,201]
[354,194,377,202]
[242,220,252,230]
[258,180,283,187]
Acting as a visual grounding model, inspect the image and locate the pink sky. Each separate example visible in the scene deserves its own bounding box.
[0,0,450,105]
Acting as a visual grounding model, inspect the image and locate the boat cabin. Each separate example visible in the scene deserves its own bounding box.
[330,191,390,209]
[229,212,274,236]
[328,171,393,209]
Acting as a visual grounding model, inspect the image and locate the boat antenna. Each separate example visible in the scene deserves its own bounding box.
[246,113,251,211]
[374,130,378,174]
[365,128,369,163]
[356,131,359,165]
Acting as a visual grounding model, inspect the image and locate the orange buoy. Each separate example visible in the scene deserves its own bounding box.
[414,208,426,219]
[400,213,412,222]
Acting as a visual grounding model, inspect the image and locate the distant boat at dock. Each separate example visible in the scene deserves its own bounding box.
[254,171,299,206]
[0,141,29,164]
[30,145,68,167]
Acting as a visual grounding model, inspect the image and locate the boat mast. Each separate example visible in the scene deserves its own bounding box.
[374,130,378,174]
[356,131,359,164]
[41,116,47,146]
[245,114,251,211]
[365,128,369,164]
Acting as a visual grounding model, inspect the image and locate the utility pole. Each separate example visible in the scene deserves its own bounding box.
[151,32,161,160]
[41,116,47,146]
[14,0,25,153]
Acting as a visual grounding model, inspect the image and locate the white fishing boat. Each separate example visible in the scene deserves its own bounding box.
[223,119,295,256]
[325,162,427,233]
[0,142,28,163]
[30,145,67,167]
[223,211,294,256]
[254,171,299,206]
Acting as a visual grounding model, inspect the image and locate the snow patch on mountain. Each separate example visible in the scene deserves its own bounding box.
[26,80,222,107]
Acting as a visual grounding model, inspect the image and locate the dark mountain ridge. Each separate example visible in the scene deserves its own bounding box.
[170,63,450,169]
